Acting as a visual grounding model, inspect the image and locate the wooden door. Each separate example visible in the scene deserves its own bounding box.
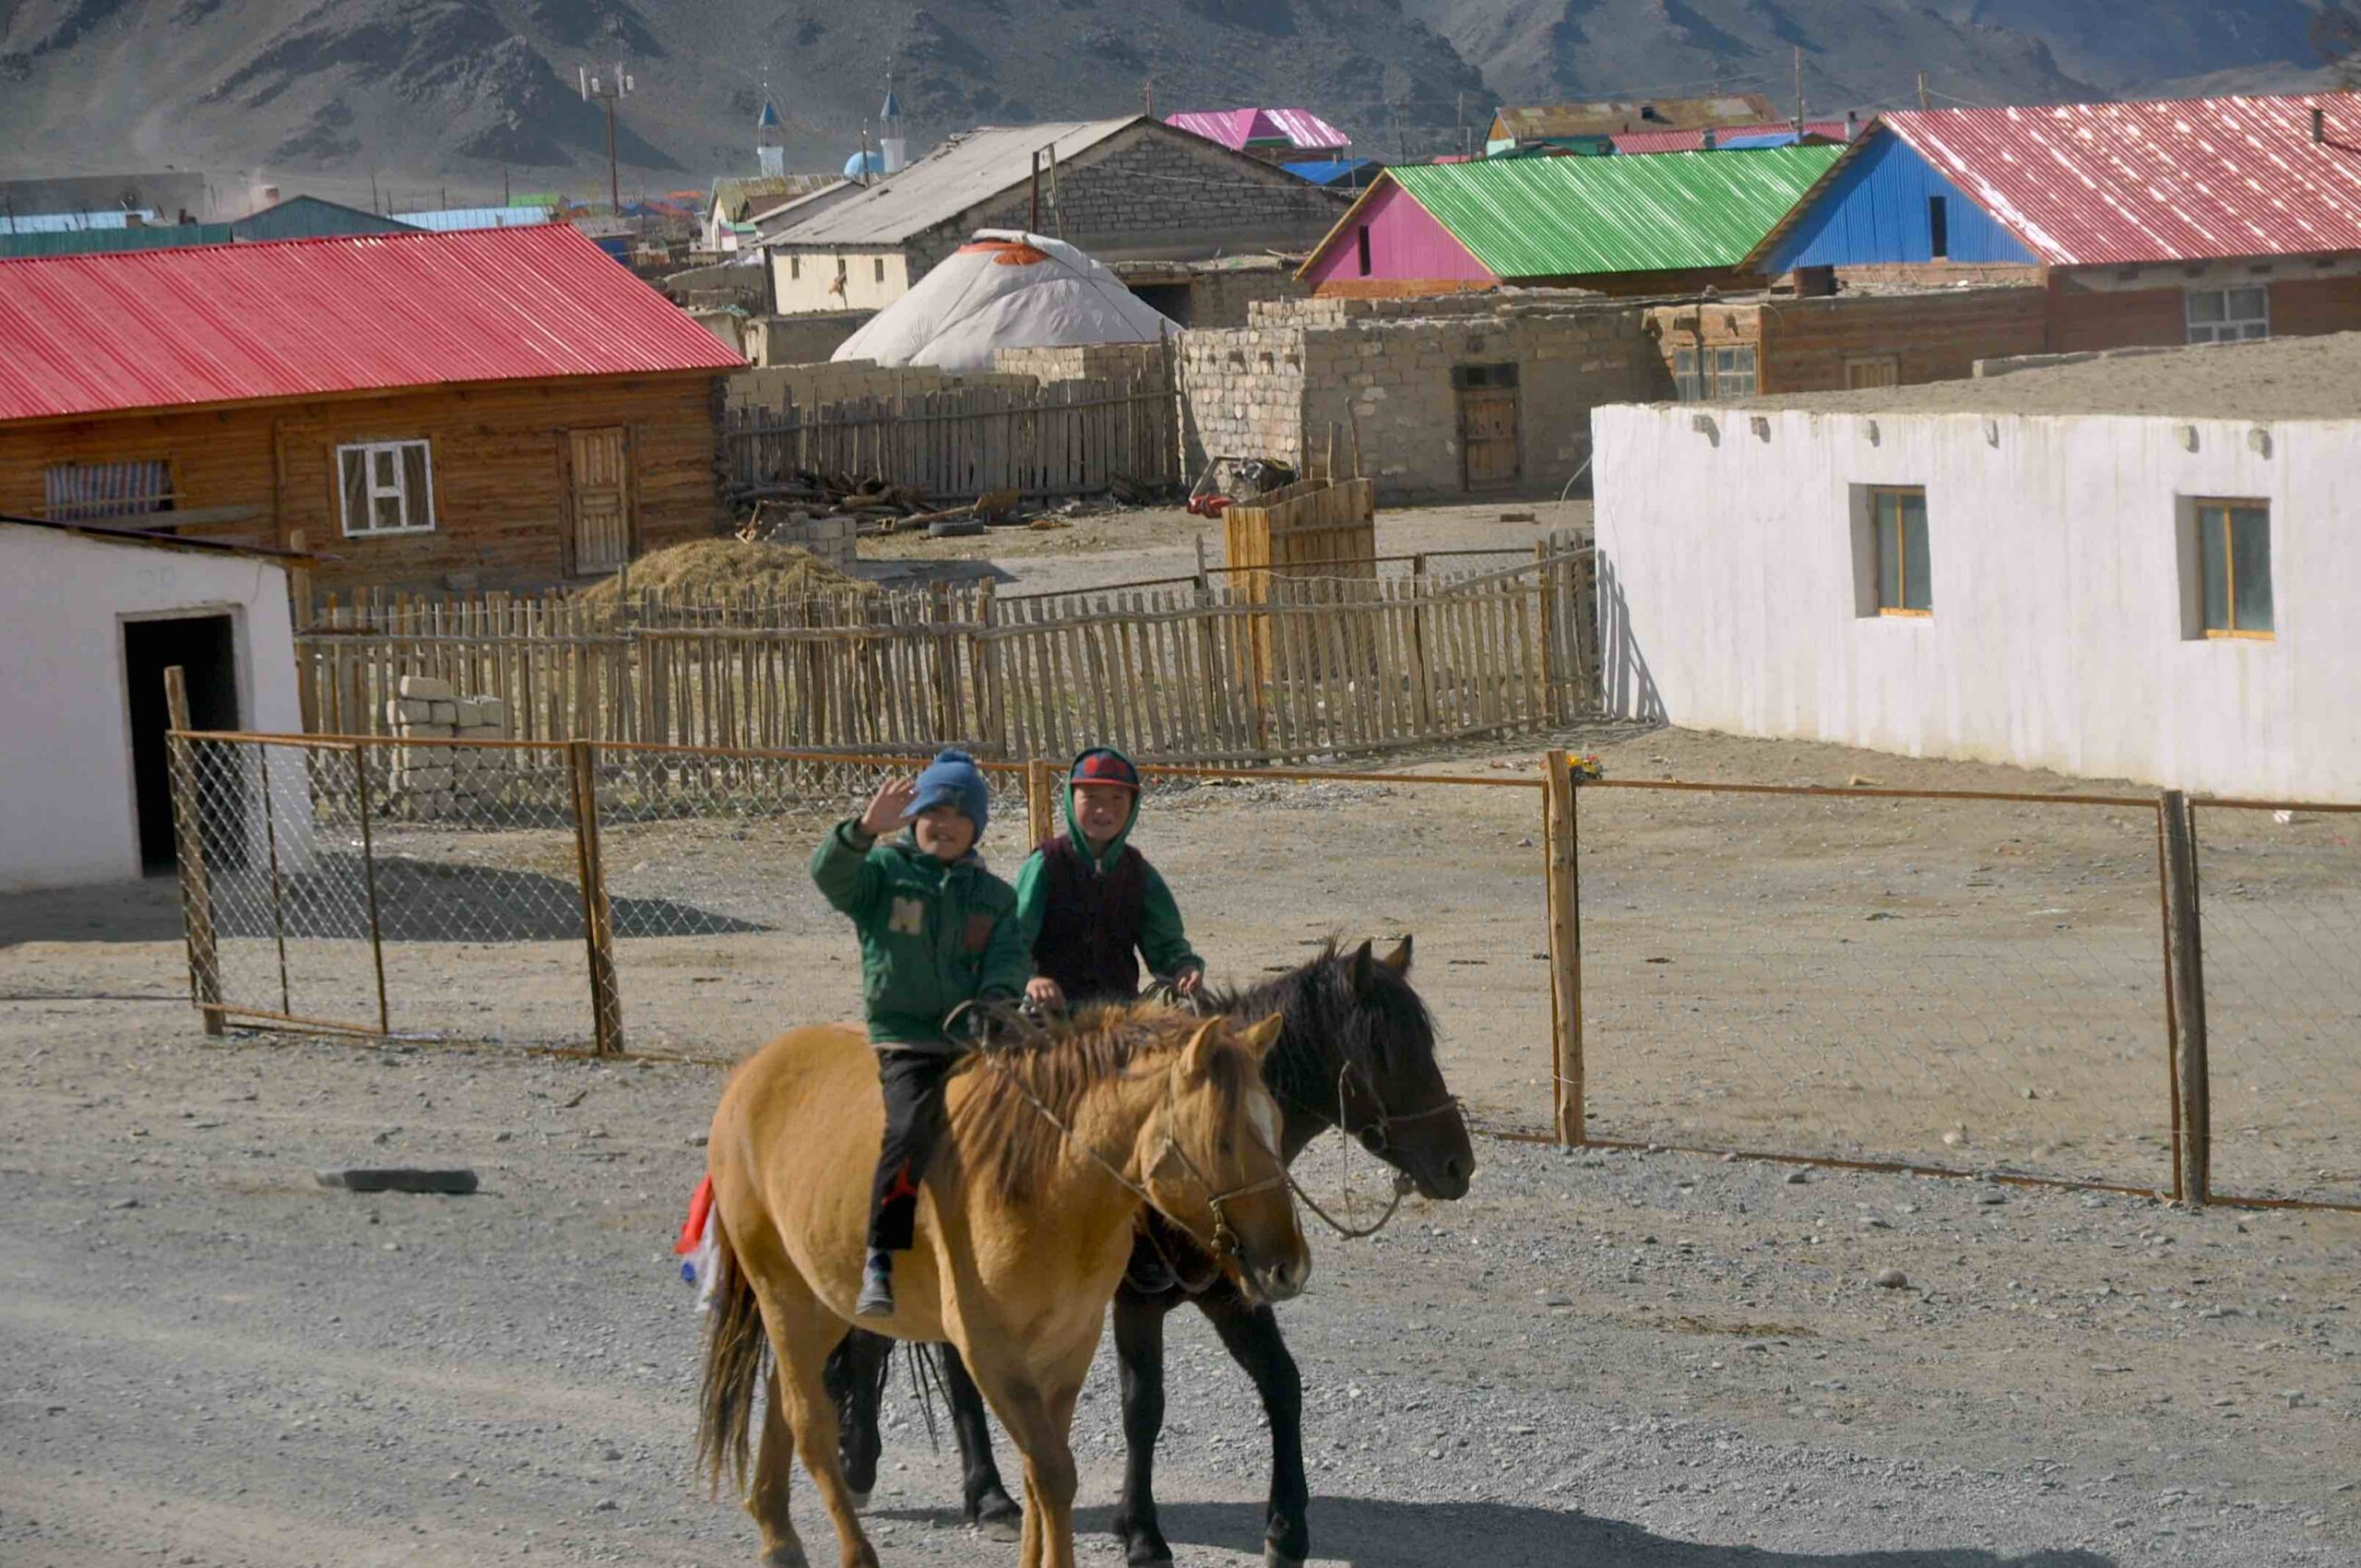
[1458,387,1521,489]
[1845,357,1901,390]
[567,427,632,575]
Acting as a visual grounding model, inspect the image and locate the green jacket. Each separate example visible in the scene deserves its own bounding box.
[1012,756,1201,980]
[810,819,1030,1050]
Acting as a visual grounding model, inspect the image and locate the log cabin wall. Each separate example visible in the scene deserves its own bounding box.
[0,370,724,593]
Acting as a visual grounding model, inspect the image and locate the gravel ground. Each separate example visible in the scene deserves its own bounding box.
[2,985,2355,1568]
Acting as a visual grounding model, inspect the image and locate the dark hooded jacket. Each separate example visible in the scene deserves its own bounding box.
[1012,748,1199,1004]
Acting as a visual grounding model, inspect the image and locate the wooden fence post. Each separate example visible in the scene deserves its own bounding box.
[1026,756,1058,848]
[569,740,624,1056]
[1543,748,1584,1144]
[164,666,226,1037]
[2160,790,2211,1206]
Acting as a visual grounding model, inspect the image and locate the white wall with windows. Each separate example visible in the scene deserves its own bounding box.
[1591,402,2361,802]
[769,248,912,315]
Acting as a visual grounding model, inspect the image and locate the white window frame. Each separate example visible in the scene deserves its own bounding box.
[2185,286,2269,345]
[336,439,437,538]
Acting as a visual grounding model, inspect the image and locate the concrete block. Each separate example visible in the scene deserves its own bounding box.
[387,697,437,725]
[397,675,456,701]
[427,699,458,726]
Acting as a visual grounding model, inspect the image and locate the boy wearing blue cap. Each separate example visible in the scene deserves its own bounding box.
[811,748,1029,1317]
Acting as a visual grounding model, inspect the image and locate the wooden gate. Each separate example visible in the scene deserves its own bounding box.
[1454,365,1521,490]
[567,427,632,575]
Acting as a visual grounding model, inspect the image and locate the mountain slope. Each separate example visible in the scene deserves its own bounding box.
[0,0,2348,196]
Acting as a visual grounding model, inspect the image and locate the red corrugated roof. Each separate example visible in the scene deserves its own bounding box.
[1883,92,2361,267]
[1611,120,1850,154]
[0,223,743,424]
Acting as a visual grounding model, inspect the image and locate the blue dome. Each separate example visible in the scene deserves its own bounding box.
[843,149,885,178]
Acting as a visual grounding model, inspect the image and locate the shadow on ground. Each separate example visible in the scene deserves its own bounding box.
[872,1499,2114,1567]
[0,876,186,946]
[197,856,769,942]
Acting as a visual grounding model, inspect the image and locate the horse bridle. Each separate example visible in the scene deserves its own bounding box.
[971,1023,1292,1273]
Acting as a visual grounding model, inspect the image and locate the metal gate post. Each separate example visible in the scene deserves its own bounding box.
[569,740,624,1056]
[1544,749,1585,1145]
[2160,790,2212,1206]
[164,666,225,1037]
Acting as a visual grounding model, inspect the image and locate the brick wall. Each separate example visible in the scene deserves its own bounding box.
[747,311,875,366]
[989,342,1169,384]
[1643,287,2051,394]
[1181,293,1662,502]
[2047,272,2361,353]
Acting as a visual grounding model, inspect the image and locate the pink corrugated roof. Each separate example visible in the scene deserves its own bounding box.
[1611,120,1850,154]
[0,223,744,424]
[1166,107,1349,152]
[1883,92,2361,267]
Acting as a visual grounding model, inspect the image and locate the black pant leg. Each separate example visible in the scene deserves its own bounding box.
[868,1048,957,1253]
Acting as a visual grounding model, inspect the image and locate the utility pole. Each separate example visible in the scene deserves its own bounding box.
[1029,150,1041,231]
[1916,71,1930,112]
[1794,46,1805,134]
[579,62,635,214]
[1456,90,1466,159]
[1144,76,1154,118]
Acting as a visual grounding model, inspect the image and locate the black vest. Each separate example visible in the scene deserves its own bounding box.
[1034,834,1147,1004]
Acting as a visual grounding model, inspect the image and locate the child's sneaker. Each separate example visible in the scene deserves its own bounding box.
[856,1251,896,1318]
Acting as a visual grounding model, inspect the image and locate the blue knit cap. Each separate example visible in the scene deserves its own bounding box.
[903,748,991,838]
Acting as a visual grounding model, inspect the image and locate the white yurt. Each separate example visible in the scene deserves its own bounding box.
[830,231,1180,373]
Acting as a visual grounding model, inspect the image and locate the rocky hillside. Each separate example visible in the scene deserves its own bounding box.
[0,0,2348,197]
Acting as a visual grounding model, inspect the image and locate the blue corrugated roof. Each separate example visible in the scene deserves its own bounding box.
[0,224,234,258]
[393,206,557,232]
[1284,158,1377,187]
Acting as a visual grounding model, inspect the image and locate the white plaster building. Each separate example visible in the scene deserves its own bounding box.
[0,518,303,889]
[1591,334,2361,802]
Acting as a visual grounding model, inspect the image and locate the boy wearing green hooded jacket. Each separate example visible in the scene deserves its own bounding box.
[811,748,1029,1317]
[1014,747,1203,1010]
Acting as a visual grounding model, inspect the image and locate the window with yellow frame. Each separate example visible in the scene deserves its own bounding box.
[1870,486,1931,615]
[2193,499,2272,638]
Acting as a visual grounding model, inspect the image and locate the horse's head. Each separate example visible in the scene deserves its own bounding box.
[1149,1014,1310,1305]
[1322,936,1476,1201]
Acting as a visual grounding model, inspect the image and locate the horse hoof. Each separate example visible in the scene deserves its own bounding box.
[978,1513,1022,1544]
[762,1545,810,1568]
[1264,1548,1306,1568]
[846,1489,871,1511]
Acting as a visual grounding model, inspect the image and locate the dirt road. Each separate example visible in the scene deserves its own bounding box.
[5,880,2356,1566]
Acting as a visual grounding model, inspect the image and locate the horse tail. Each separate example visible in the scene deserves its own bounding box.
[694,1210,768,1499]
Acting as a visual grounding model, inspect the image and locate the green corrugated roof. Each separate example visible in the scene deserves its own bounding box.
[0,223,234,259]
[1388,146,1845,278]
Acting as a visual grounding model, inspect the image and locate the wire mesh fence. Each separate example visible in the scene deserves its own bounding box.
[167,730,2359,1209]
[2190,801,2361,1206]
[1572,782,2175,1194]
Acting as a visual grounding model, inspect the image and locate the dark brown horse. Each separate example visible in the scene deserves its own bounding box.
[827,937,1474,1567]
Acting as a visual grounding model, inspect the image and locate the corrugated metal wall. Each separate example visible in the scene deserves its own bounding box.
[1763,133,2037,272]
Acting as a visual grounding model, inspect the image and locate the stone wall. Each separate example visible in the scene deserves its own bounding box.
[1181,292,1666,502]
[745,311,875,366]
[988,341,1169,384]
[726,361,1038,410]
[1113,256,1311,328]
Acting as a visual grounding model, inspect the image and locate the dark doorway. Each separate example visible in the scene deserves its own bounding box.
[1128,282,1192,327]
[123,615,238,873]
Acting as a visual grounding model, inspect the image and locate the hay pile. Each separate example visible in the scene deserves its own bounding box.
[574,540,875,608]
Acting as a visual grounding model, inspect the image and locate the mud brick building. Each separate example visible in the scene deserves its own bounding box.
[1181,293,1664,502]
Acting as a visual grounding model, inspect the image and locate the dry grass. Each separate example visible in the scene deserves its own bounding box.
[572,540,875,606]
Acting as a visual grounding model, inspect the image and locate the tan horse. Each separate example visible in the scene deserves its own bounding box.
[695,1006,1310,1568]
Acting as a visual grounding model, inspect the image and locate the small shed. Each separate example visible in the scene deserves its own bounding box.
[1223,476,1377,685]
[231,196,417,242]
[0,517,303,889]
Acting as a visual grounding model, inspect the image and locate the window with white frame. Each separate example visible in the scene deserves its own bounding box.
[44,458,175,520]
[336,440,435,537]
[2186,286,2269,345]
[1671,344,1758,401]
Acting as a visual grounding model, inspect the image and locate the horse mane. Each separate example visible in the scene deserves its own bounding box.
[954,1003,1249,1205]
[1198,937,1438,1115]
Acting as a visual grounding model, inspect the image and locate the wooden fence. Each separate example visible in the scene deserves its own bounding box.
[722,374,1182,503]
[294,548,1599,765]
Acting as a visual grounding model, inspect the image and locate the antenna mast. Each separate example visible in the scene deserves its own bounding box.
[580,62,636,214]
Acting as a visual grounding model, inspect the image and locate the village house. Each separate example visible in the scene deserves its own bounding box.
[1745,92,2361,351]
[1485,94,1782,156]
[1297,147,1842,300]
[1164,107,1352,165]
[1182,292,1665,502]
[1591,332,2361,802]
[0,517,303,889]
[229,195,415,242]
[763,117,1347,318]
[0,224,743,595]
